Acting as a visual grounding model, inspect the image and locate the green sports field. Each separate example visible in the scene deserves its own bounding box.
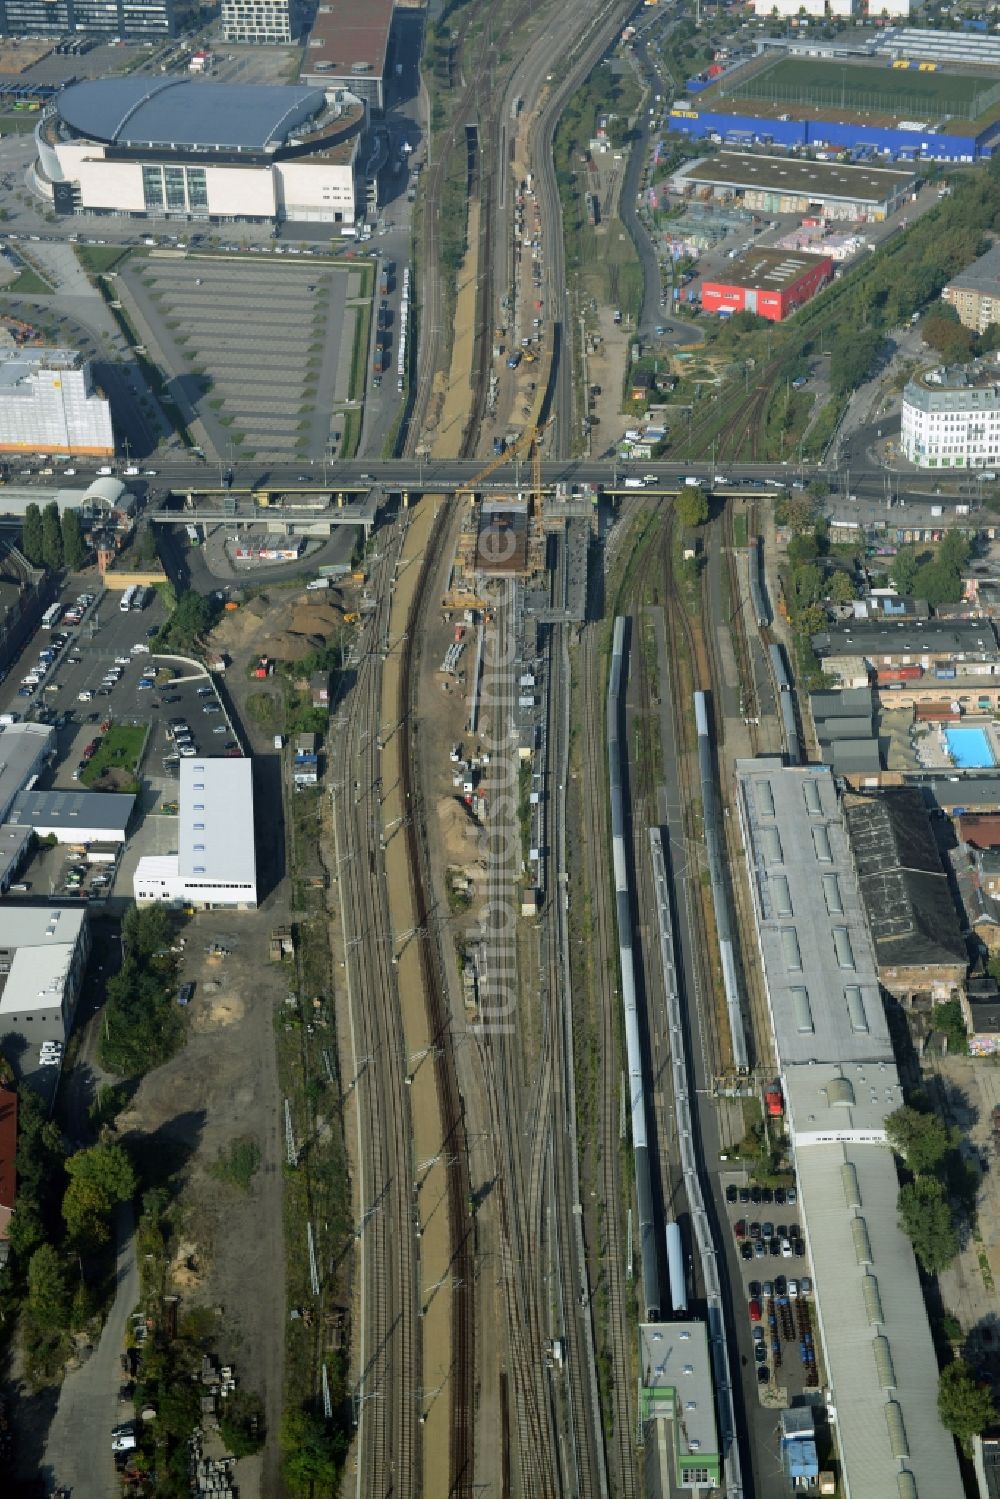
[724,56,999,123]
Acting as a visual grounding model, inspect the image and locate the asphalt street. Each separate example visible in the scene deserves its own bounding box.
[40,1204,138,1496]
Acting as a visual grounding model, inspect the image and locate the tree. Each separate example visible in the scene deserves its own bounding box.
[63,1143,136,1246]
[41,502,63,571]
[61,510,86,571]
[21,503,43,566]
[675,485,709,528]
[890,546,921,596]
[7,1197,44,1263]
[26,1244,70,1330]
[63,1174,115,1247]
[281,1409,346,1495]
[220,1390,265,1457]
[897,1176,959,1272]
[938,1360,996,1449]
[794,603,827,639]
[922,307,976,363]
[886,1104,952,1175]
[792,563,823,609]
[787,531,819,567]
[828,570,856,605]
[830,327,883,398]
[66,1143,136,1204]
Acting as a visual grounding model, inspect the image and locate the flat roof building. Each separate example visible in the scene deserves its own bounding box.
[638,1322,720,1490]
[0,348,112,459]
[701,249,833,324]
[301,0,396,112]
[786,1103,964,1499]
[902,360,1000,469]
[0,904,90,1059]
[736,760,963,1499]
[134,757,257,909]
[844,788,967,998]
[736,762,893,1068]
[221,0,295,44]
[813,616,999,663]
[680,151,914,222]
[0,0,175,38]
[0,722,54,825]
[7,788,134,845]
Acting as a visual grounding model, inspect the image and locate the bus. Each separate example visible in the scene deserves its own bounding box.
[120,585,138,613]
[131,586,150,611]
[41,603,63,630]
[186,524,200,547]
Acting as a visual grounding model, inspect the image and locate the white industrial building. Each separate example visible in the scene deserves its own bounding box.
[7,789,134,845]
[221,0,294,43]
[751,0,856,17]
[736,760,963,1499]
[0,347,112,459]
[134,757,257,909]
[0,905,90,1056]
[0,722,55,824]
[34,78,363,227]
[902,361,1000,469]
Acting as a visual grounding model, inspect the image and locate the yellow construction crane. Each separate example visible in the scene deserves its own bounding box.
[455,421,550,508]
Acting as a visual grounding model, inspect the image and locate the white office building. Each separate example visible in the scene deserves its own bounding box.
[751,0,856,16]
[0,905,90,1055]
[0,348,113,458]
[221,0,294,43]
[902,362,1000,469]
[134,757,257,909]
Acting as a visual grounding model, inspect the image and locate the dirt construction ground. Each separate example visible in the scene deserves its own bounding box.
[115,915,290,1498]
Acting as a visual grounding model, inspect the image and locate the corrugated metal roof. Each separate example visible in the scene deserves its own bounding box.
[794,1144,962,1499]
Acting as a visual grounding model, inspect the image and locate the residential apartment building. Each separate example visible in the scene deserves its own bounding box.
[221,0,294,43]
[0,0,175,36]
[942,243,1000,334]
[901,362,1000,469]
[0,348,112,458]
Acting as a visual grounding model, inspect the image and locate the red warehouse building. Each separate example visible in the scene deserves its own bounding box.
[701,248,833,323]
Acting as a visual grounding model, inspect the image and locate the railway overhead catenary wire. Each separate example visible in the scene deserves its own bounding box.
[331,516,420,1499]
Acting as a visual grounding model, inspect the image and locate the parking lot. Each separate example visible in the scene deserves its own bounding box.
[0,574,242,885]
[119,254,365,463]
[721,1173,819,1409]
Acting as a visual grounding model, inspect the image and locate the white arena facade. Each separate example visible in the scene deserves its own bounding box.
[33,77,365,226]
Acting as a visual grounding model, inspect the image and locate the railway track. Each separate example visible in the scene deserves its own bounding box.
[394,497,477,1494]
[543,625,609,1499]
[333,518,420,1499]
[577,621,639,1499]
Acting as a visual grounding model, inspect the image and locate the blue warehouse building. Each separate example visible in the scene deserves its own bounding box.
[667,104,999,163]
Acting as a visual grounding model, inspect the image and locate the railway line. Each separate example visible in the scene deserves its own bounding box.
[577,621,639,1499]
[331,516,420,1499]
[543,625,609,1499]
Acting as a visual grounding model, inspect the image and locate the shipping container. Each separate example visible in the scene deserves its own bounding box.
[877,666,923,683]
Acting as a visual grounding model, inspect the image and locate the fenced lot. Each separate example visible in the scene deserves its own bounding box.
[727,56,999,123]
[124,254,369,462]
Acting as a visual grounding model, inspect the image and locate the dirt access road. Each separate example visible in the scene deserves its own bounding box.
[114,916,289,1499]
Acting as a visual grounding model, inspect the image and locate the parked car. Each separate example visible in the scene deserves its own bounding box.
[748,1299,761,1323]
[176,982,194,1006]
[726,1184,737,1205]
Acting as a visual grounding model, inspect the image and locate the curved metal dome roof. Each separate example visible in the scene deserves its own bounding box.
[56,77,328,151]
